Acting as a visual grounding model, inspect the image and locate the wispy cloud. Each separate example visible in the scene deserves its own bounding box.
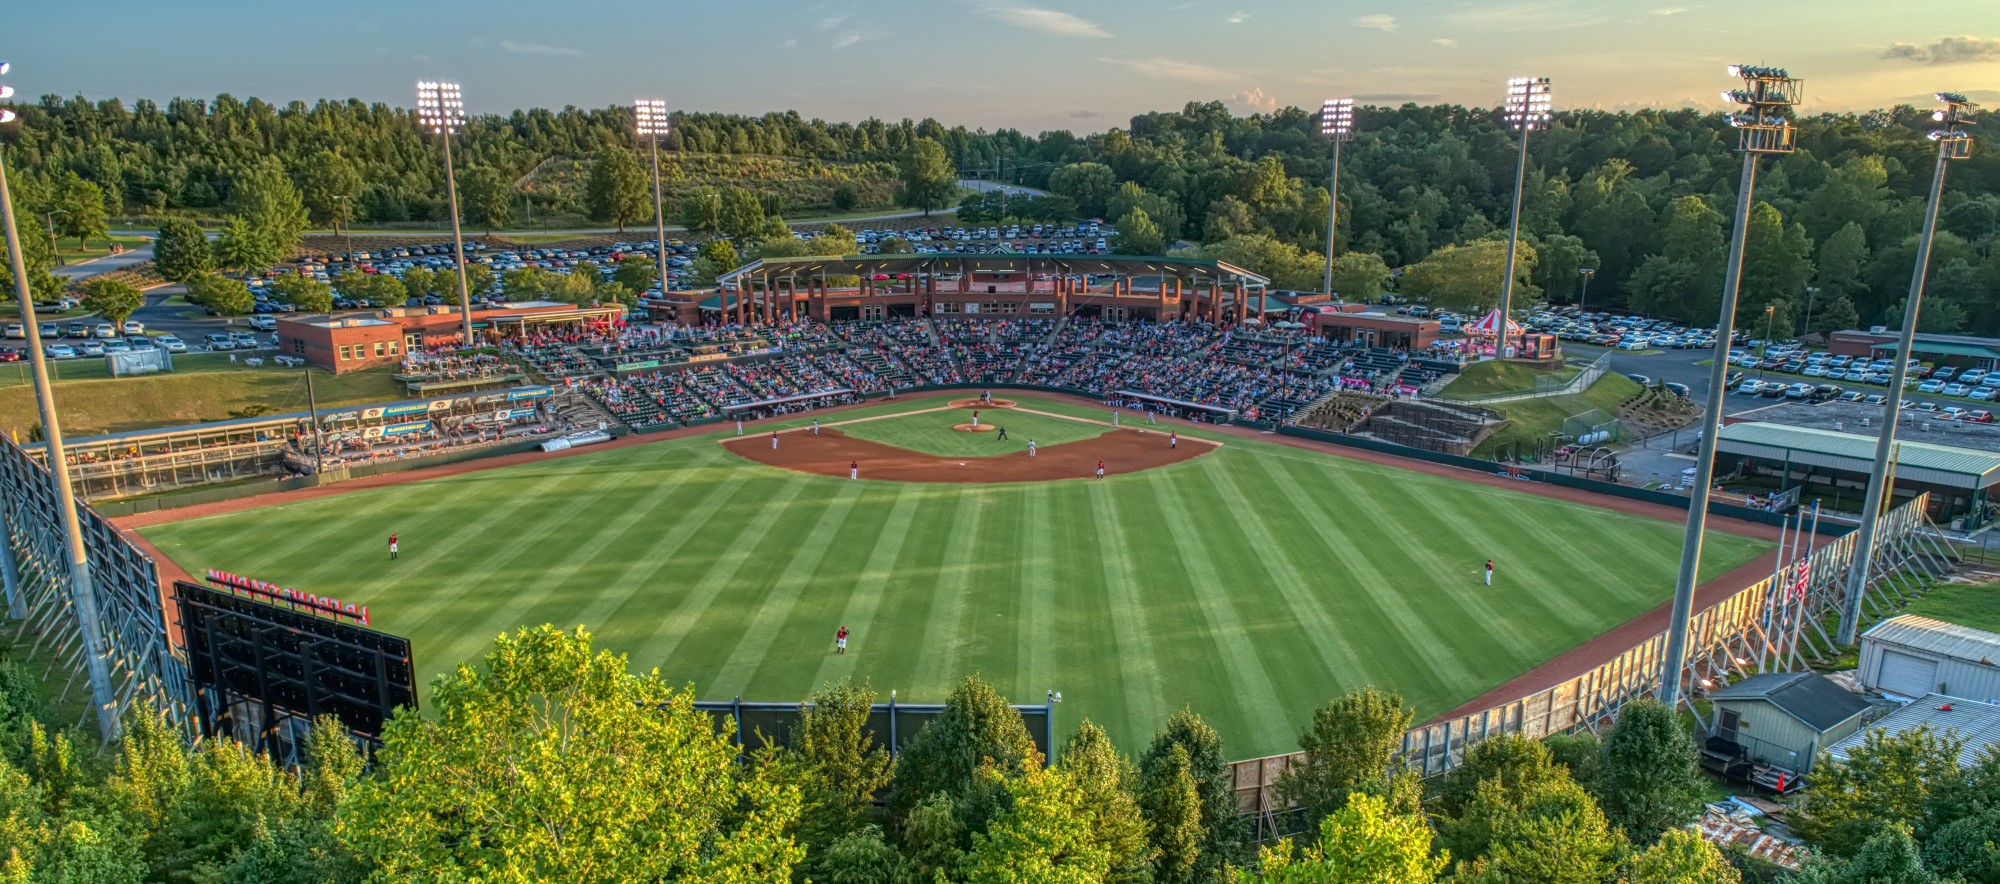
[1225,10,1249,24]
[1883,35,2000,65]
[1354,14,1398,32]
[818,12,850,30]
[1096,57,1233,83]
[1443,2,1604,31]
[1070,110,1103,118]
[980,3,1114,39]
[1231,87,1278,113]
[412,53,434,62]
[1432,37,1457,47]
[782,38,799,49]
[499,40,587,57]
[1651,6,1690,14]
[831,32,863,49]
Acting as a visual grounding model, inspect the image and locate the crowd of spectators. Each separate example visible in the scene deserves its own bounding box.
[398,347,511,382]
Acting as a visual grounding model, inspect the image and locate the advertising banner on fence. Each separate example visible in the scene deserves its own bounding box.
[688,352,729,364]
[613,359,661,372]
[205,569,370,625]
[508,387,552,401]
[382,420,431,437]
[382,403,431,419]
[507,407,537,420]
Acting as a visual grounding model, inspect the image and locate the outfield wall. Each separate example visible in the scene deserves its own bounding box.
[1224,492,1935,841]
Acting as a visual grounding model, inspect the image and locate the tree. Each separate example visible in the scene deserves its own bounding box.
[1241,792,1447,883]
[1204,196,1259,243]
[331,269,404,308]
[1140,708,1244,878]
[1626,257,1711,326]
[1793,725,1965,857]
[962,766,1119,883]
[1815,295,1860,337]
[679,187,726,236]
[719,188,769,242]
[1057,721,1154,883]
[1400,238,1538,313]
[691,239,740,286]
[1812,222,1870,308]
[458,166,516,235]
[612,256,658,295]
[1050,162,1117,219]
[1542,732,1602,790]
[1328,252,1391,301]
[898,138,957,215]
[1109,182,1186,242]
[1445,775,1626,884]
[1114,208,1166,255]
[80,279,145,329]
[0,193,65,304]
[230,160,310,261]
[1594,699,1705,844]
[1200,234,1322,291]
[1140,744,1203,884]
[54,173,110,249]
[1739,201,1814,329]
[186,273,254,316]
[152,219,214,284]
[878,235,912,255]
[338,625,803,880]
[213,215,280,273]
[1434,733,1568,821]
[780,678,894,871]
[830,183,860,212]
[269,272,333,314]
[300,149,362,234]
[1276,687,1412,827]
[1626,828,1741,883]
[1790,823,1943,884]
[889,676,1040,826]
[584,146,649,232]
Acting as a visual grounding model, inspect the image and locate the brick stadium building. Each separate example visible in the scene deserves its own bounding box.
[278,301,624,373]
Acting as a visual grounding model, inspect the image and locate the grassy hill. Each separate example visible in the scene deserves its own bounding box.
[521,151,901,218]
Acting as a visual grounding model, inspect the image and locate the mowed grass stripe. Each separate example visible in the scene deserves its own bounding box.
[1088,482,1170,743]
[806,484,924,691]
[1016,484,1057,707]
[638,479,811,672]
[963,485,1033,698]
[910,489,988,691]
[708,480,866,695]
[1214,453,1368,682]
[863,488,967,695]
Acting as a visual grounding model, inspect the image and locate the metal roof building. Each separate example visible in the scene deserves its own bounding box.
[1708,671,1874,773]
[1715,421,2000,524]
[1860,615,2000,702]
[1828,694,2000,769]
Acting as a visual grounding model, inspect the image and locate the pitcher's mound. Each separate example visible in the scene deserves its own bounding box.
[953,423,998,433]
[950,398,1016,409]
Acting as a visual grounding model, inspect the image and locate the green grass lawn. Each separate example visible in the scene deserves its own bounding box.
[140,392,1768,758]
[1438,360,1582,401]
[54,234,148,264]
[0,364,403,438]
[1472,374,1643,457]
[1896,580,2000,633]
[837,407,1109,457]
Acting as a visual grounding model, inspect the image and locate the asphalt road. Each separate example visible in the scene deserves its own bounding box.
[52,244,156,280]
[1575,343,1970,416]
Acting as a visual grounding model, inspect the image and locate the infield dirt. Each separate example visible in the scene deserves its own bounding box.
[722,425,1215,483]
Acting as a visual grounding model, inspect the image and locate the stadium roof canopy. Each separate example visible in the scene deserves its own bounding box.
[1717,421,2000,489]
[715,253,1271,287]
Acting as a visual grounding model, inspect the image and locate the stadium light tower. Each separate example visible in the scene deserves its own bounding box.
[1494,76,1551,359]
[634,98,672,300]
[1836,91,1977,644]
[0,61,122,741]
[1319,98,1354,298]
[1659,64,1801,710]
[415,81,475,347]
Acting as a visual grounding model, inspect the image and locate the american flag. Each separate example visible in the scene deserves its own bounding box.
[1789,558,1812,601]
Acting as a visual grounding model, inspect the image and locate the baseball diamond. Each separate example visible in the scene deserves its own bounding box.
[136,391,1768,757]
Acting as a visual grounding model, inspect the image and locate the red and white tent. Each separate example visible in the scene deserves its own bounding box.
[1466,309,1524,337]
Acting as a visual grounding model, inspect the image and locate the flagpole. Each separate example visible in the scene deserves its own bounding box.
[1760,512,1795,672]
[1790,502,1822,669]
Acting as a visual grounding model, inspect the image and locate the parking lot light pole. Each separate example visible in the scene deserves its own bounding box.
[1318,98,1353,298]
[1660,64,1800,710]
[44,209,64,266]
[634,99,671,301]
[0,63,122,742]
[1758,303,1775,381]
[1579,267,1595,310]
[1801,286,1818,342]
[1496,76,1551,360]
[415,81,474,348]
[1837,92,1977,645]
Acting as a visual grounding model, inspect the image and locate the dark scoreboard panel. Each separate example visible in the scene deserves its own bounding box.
[175,581,416,746]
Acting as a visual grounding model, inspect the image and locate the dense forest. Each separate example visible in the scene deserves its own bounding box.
[5,623,1988,882]
[2,92,1998,334]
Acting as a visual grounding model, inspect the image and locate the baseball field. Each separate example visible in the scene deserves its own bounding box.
[138,392,1769,757]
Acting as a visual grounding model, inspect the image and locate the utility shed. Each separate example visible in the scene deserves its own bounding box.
[1860,615,2000,703]
[1708,672,1873,774]
[1827,695,2000,769]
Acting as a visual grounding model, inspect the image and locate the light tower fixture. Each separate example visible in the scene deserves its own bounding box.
[0,60,121,742]
[415,80,476,347]
[1319,98,1354,298]
[1837,90,1976,644]
[634,98,672,303]
[1492,76,1551,360]
[1660,63,1800,710]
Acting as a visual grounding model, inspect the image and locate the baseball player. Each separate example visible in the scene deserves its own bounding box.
[771,430,779,450]
[1485,559,1495,586]
[1095,460,1105,480]
[850,460,858,480]
[813,419,820,436]
[389,533,399,560]
[996,426,1008,441]
[972,410,980,429]
[1170,431,1178,449]
[835,625,849,655]
[1028,440,1037,457]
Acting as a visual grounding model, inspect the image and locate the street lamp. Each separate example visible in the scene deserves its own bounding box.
[1757,303,1776,381]
[415,80,475,347]
[1837,91,1978,644]
[1660,63,1800,709]
[1801,285,1818,342]
[1319,98,1354,299]
[1495,76,1551,360]
[0,61,122,742]
[1578,267,1595,311]
[331,194,351,257]
[634,98,671,302]
[44,209,64,266]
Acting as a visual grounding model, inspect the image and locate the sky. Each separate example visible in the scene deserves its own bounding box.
[8,0,1998,131]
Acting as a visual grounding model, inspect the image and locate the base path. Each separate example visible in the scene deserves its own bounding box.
[723,427,1213,483]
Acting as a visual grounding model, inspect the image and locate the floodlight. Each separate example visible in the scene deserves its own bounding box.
[634,98,670,137]
[0,86,11,101]
[1503,76,1552,131]
[0,62,8,76]
[415,80,466,134]
[1319,98,1354,140]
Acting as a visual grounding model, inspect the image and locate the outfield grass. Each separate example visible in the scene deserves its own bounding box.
[141,393,1768,757]
[0,365,403,438]
[839,406,1109,457]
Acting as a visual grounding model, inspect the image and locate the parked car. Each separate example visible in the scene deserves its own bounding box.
[1837,391,1865,402]
[229,331,260,349]
[1864,394,1888,406]
[203,333,234,350]
[0,349,20,363]
[1624,373,1652,387]
[38,323,57,338]
[1918,379,1946,393]
[93,323,117,339]
[122,320,145,335]
[156,334,188,353]
[247,316,277,331]
[2,323,21,339]
[43,343,76,359]
[1665,382,1692,398]
[77,341,105,357]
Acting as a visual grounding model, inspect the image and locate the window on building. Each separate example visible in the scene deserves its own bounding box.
[292,339,305,355]
[374,342,386,357]
[337,345,351,361]
[388,341,399,355]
